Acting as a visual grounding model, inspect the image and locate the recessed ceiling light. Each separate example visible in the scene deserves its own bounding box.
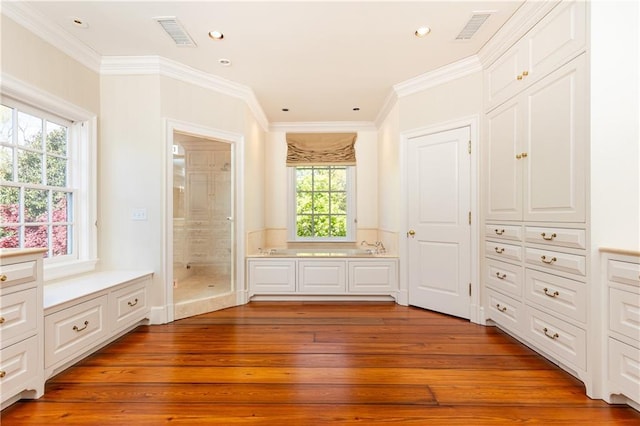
[415,26,431,37]
[208,31,224,40]
[71,17,88,29]
[218,58,232,66]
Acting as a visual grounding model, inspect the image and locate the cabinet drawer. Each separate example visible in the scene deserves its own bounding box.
[45,295,108,368]
[608,338,640,402]
[486,288,523,333]
[525,226,586,249]
[485,259,523,298]
[524,306,586,370]
[525,247,585,276]
[298,261,346,294]
[0,287,38,348]
[485,224,523,242]
[110,281,148,333]
[0,260,37,287]
[609,287,640,342]
[485,241,522,263]
[0,335,39,402]
[348,261,397,293]
[525,269,586,323]
[248,260,296,293]
[608,259,640,289]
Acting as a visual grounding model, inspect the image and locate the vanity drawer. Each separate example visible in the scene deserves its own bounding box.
[485,241,522,263]
[485,224,523,242]
[525,247,586,276]
[484,259,523,298]
[608,259,640,289]
[45,295,108,368]
[609,287,640,342]
[0,288,38,348]
[525,269,586,323]
[486,288,523,334]
[524,305,586,370]
[110,280,148,333]
[525,226,586,249]
[0,335,39,402]
[608,338,640,402]
[0,260,37,288]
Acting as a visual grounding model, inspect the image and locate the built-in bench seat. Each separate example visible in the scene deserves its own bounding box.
[43,270,153,379]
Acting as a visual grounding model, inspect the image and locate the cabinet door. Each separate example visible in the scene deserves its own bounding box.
[248,260,296,294]
[484,98,523,221]
[298,261,346,294]
[484,38,528,108]
[523,55,586,222]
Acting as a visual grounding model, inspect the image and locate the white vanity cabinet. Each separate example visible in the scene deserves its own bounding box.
[247,257,398,299]
[0,249,46,409]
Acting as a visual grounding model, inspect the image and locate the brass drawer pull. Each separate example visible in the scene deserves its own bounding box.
[128,298,139,307]
[543,288,559,298]
[0,274,7,282]
[0,317,5,324]
[494,229,505,235]
[495,247,505,254]
[540,255,557,264]
[543,327,559,340]
[541,232,557,241]
[0,370,6,378]
[496,304,507,312]
[496,272,507,280]
[73,320,89,332]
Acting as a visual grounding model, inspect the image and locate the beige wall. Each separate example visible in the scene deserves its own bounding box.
[1,15,99,114]
[377,102,401,249]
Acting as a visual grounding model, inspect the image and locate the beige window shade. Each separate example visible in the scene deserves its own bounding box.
[286,132,357,166]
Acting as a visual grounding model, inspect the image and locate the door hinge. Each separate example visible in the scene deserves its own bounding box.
[468,211,471,225]
[469,283,472,297]
[468,140,471,154]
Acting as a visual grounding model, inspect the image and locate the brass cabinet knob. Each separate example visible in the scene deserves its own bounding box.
[407,230,416,238]
[0,370,6,379]
[522,70,529,76]
[0,274,7,282]
[516,74,523,80]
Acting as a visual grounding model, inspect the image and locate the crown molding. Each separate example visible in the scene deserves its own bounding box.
[269,121,377,132]
[393,55,482,98]
[374,90,398,129]
[477,0,561,67]
[1,1,102,73]
[101,56,269,131]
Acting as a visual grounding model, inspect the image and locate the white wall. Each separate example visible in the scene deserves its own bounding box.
[377,102,401,234]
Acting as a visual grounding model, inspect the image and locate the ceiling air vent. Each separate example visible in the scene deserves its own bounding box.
[155,17,196,47]
[456,13,492,40]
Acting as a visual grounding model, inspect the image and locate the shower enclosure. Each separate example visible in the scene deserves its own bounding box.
[172,133,234,320]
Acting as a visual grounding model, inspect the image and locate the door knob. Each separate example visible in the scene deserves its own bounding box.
[407,230,416,238]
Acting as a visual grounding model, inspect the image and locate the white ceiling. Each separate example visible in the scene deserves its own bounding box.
[9,1,525,124]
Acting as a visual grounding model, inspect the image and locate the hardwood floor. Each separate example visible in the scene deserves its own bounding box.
[3,302,639,424]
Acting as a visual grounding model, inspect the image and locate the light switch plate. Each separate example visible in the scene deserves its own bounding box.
[132,208,147,221]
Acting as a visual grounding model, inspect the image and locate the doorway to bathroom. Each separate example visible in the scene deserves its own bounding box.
[172,131,236,320]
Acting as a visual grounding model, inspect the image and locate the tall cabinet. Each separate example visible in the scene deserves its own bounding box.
[482,0,593,393]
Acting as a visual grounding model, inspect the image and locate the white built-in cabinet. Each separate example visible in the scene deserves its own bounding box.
[247,258,398,299]
[482,0,593,394]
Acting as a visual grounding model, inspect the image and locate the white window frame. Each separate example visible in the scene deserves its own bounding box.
[287,165,356,242]
[1,76,98,281]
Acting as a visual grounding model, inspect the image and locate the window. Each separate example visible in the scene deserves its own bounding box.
[0,88,96,280]
[289,165,356,241]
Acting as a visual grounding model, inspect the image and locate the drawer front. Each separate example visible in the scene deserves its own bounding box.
[110,281,149,333]
[45,295,108,368]
[608,338,640,402]
[0,260,37,288]
[0,335,39,403]
[524,306,586,370]
[484,259,523,298]
[298,261,346,294]
[525,226,586,249]
[609,287,640,342]
[486,288,523,333]
[485,224,523,242]
[485,241,522,263]
[248,260,296,293]
[0,288,38,347]
[608,259,640,289]
[348,261,397,293]
[525,247,586,276]
[525,269,586,323]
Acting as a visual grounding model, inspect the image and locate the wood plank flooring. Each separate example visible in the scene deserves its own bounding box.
[3,302,639,425]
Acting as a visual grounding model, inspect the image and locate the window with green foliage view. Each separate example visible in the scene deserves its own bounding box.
[293,166,354,240]
[0,102,73,258]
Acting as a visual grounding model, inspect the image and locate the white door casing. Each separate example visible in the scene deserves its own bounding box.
[407,126,472,319]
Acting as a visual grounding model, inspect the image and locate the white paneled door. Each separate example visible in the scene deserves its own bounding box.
[407,127,471,319]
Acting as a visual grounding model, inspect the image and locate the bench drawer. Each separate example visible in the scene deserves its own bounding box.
[110,280,149,333]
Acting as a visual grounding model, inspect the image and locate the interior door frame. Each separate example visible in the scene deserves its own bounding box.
[161,119,245,324]
[399,115,482,324]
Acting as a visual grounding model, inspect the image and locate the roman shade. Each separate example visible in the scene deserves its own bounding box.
[286,132,357,166]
